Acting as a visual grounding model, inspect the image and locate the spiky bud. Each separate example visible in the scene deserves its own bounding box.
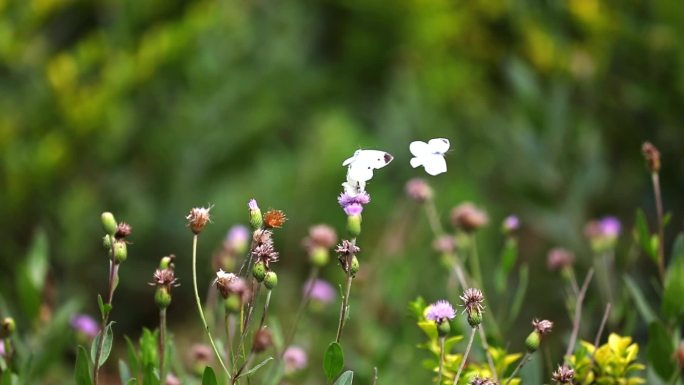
[253,262,267,282]
[102,235,112,250]
[467,311,482,328]
[113,240,127,263]
[186,207,212,234]
[101,212,118,235]
[224,295,241,313]
[115,222,132,240]
[264,271,278,290]
[642,142,661,173]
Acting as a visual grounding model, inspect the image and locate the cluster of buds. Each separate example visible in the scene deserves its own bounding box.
[460,288,485,328]
[551,364,575,384]
[584,216,621,253]
[149,255,180,309]
[426,300,456,336]
[302,224,337,267]
[214,269,251,313]
[335,240,360,276]
[525,319,553,353]
[248,200,286,290]
[101,212,132,264]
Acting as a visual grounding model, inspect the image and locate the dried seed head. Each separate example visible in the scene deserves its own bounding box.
[642,141,661,172]
[335,240,360,257]
[460,288,485,326]
[469,376,498,385]
[551,365,575,384]
[532,319,554,335]
[252,328,273,353]
[547,248,575,271]
[115,222,132,240]
[264,210,287,229]
[149,269,179,288]
[186,206,212,234]
[405,178,433,202]
[214,269,251,303]
[451,202,489,232]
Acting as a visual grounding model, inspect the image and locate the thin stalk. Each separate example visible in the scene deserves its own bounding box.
[192,234,231,378]
[159,308,167,380]
[233,290,272,383]
[453,328,477,385]
[468,234,484,288]
[477,326,498,382]
[565,269,594,357]
[93,238,119,385]
[564,267,579,296]
[372,367,378,385]
[505,352,531,385]
[282,266,319,353]
[335,269,354,343]
[226,313,235,368]
[651,172,666,281]
[589,303,611,370]
[425,199,445,235]
[437,336,445,385]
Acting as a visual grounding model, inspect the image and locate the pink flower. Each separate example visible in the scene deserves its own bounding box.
[303,279,335,305]
[426,300,456,324]
[283,346,308,373]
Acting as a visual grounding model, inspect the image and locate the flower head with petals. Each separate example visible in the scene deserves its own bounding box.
[426,300,456,324]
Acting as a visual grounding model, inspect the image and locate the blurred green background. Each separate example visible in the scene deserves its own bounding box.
[2,0,684,383]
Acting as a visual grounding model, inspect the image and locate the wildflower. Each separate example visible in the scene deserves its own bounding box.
[303,224,338,250]
[585,216,621,252]
[502,215,520,234]
[264,209,287,229]
[303,279,336,305]
[248,199,263,229]
[252,240,279,268]
[70,314,99,338]
[338,191,371,216]
[470,376,498,385]
[532,319,554,335]
[115,222,132,240]
[426,300,456,324]
[214,269,250,303]
[551,364,575,384]
[149,264,179,309]
[252,328,273,353]
[165,373,181,385]
[101,212,118,235]
[405,178,433,202]
[150,268,179,288]
[186,206,212,234]
[460,288,485,327]
[642,141,661,172]
[526,319,553,352]
[547,248,575,271]
[433,235,456,254]
[451,202,489,232]
[283,346,308,374]
[335,240,360,256]
[225,225,250,254]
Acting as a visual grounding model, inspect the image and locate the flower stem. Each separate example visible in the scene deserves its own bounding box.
[282,266,319,353]
[477,326,498,382]
[651,172,666,281]
[437,336,445,385]
[192,234,231,378]
[233,290,272,383]
[159,308,167,381]
[335,269,354,343]
[425,199,445,235]
[453,328,477,385]
[93,240,119,385]
[565,269,594,357]
[226,313,235,368]
[505,352,531,385]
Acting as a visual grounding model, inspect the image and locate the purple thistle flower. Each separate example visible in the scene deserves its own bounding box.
[503,215,520,233]
[338,191,371,216]
[426,300,456,324]
[303,279,336,304]
[226,225,249,247]
[248,199,259,211]
[599,216,621,238]
[283,346,308,373]
[70,314,99,338]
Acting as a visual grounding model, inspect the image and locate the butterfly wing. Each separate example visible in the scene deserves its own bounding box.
[421,154,447,176]
[409,141,431,157]
[427,138,450,154]
[347,163,374,183]
[354,150,393,169]
[342,150,360,167]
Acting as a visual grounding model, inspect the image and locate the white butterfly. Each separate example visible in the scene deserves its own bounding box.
[342,149,394,193]
[409,138,450,176]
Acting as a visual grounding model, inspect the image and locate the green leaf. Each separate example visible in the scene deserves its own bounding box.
[624,275,657,324]
[634,209,658,261]
[408,297,427,320]
[140,328,158,368]
[142,364,160,385]
[125,380,138,385]
[508,264,529,324]
[333,370,354,385]
[662,233,684,322]
[663,212,673,227]
[16,230,49,321]
[97,295,112,319]
[443,335,464,352]
[647,321,676,381]
[201,367,218,385]
[90,321,115,368]
[1,370,12,385]
[239,357,273,378]
[75,346,93,385]
[119,359,131,384]
[323,342,344,380]
[125,335,140,379]
[417,321,438,341]
[495,238,518,293]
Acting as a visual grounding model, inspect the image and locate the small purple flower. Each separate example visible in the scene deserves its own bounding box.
[225,225,250,252]
[599,216,621,238]
[283,346,308,373]
[70,314,99,338]
[338,192,371,216]
[426,300,456,324]
[303,279,336,304]
[503,215,520,233]
[248,199,259,211]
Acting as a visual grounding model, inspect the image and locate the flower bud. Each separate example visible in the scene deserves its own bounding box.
[102,235,112,250]
[310,247,329,267]
[642,142,661,173]
[252,328,273,353]
[113,240,127,263]
[525,331,540,353]
[101,212,118,235]
[350,255,360,276]
[264,271,278,290]
[115,222,132,240]
[347,214,362,237]
[467,310,482,328]
[249,199,263,230]
[159,255,174,270]
[437,321,451,337]
[155,286,172,309]
[224,295,241,313]
[253,262,267,282]
[0,317,15,338]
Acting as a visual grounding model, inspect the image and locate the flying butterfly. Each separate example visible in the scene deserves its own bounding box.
[409,138,450,176]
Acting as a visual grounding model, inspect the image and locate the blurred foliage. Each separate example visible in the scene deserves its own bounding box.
[2,0,684,383]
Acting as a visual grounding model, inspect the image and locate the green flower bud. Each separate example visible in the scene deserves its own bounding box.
[347,214,362,238]
[224,295,241,313]
[467,310,482,328]
[159,256,173,269]
[102,235,112,250]
[113,240,127,263]
[249,199,263,230]
[264,271,278,290]
[437,321,451,337]
[525,331,540,353]
[155,287,172,309]
[101,212,118,235]
[310,247,329,267]
[1,317,16,338]
[253,262,267,282]
[350,255,360,276]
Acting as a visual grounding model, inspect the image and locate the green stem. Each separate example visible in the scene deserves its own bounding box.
[93,241,118,385]
[437,336,445,385]
[282,266,319,353]
[192,234,231,378]
[468,234,484,289]
[477,326,498,382]
[159,308,167,381]
[651,172,666,281]
[233,290,272,383]
[505,352,531,385]
[335,268,354,343]
[453,328,476,385]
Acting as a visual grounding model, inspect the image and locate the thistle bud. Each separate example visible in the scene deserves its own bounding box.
[437,321,451,337]
[467,310,482,328]
[155,286,172,309]
[102,235,112,250]
[347,214,362,238]
[159,255,174,270]
[224,295,241,313]
[310,247,330,267]
[115,222,132,240]
[525,331,540,352]
[186,207,212,234]
[101,212,118,235]
[642,142,661,173]
[249,199,263,230]
[0,317,15,338]
[264,271,278,290]
[113,240,127,263]
[253,262,267,282]
[350,255,360,276]
[252,328,273,353]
